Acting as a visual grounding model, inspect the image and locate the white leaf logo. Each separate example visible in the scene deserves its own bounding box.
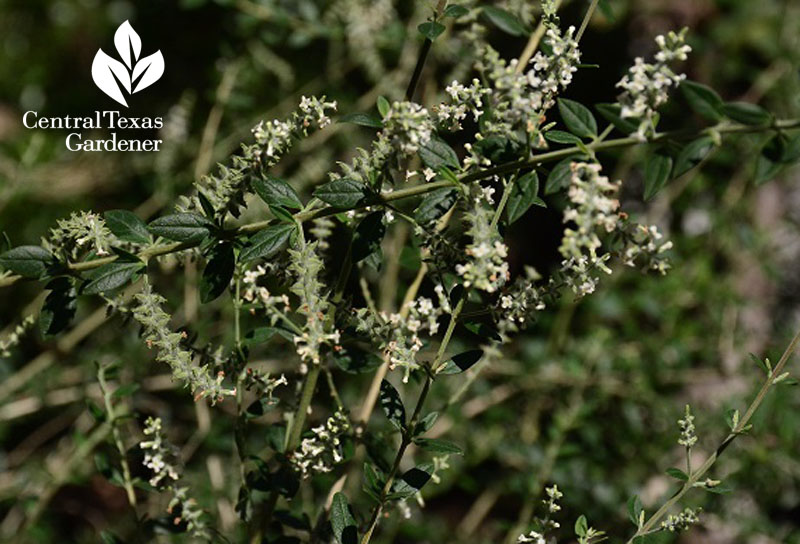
[91,20,164,107]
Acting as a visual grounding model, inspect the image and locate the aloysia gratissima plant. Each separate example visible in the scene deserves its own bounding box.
[2,1,800,543]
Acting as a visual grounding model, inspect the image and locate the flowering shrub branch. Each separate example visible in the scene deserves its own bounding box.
[1,1,800,543]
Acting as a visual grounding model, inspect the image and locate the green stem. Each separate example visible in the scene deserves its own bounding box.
[97,365,137,508]
[360,292,468,544]
[576,0,601,42]
[405,0,447,100]
[3,118,798,290]
[626,326,800,543]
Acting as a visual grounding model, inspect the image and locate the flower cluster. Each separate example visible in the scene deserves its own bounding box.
[253,95,337,163]
[335,0,395,82]
[678,404,698,448]
[617,29,691,140]
[140,417,210,539]
[517,532,545,544]
[559,162,621,297]
[168,486,210,540]
[241,368,287,402]
[0,315,35,358]
[242,263,291,324]
[182,96,337,218]
[354,288,450,382]
[434,78,490,130]
[621,223,673,274]
[476,24,580,142]
[382,101,434,156]
[132,280,236,404]
[310,216,336,252]
[456,185,510,293]
[290,410,350,478]
[46,211,114,259]
[661,507,702,532]
[517,485,564,543]
[497,267,546,334]
[288,239,338,371]
[155,95,193,176]
[543,485,563,522]
[140,416,180,487]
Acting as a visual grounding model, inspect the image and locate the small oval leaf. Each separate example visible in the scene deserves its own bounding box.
[0,245,55,278]
[240,223,296,263]
[314,179,371,209]
[148,213,212,243]
[558,98,598,139]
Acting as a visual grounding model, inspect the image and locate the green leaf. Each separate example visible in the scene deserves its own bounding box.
[314,179,372,208]
[197,190,216,220]
[200,242,235,303]
[244,326,291,346]
[673,136,714,178]
[331,493,358,544]
[545,156,578,194]
[418,21,446,40]
[703,484,732,494]
[721,102,771,126]
[444,4,469,17]
[40,277,77,336]
[680,80,723,121]
[781,133,800,164]
[595,103,638,135]
[402,463,434,490]
[575,514,588,537]
[83,262,143,295]
[558,98,598,138]
[391,463,434,499]
[627,495,643,527]
[754,137,784,185]
[338,112,383,129]
[269,204,295,224]
[419,136,460,171]
[643,154,673,201]
[334,345,384,374]
[544,130,582,144]
[86,398,105,422]
[253,176,303,210]
[414,438,463,455]
[481,6,526,36]
[414,188,458,224]
[377,96,390,118]
[363,463,384,499]
[111,383,140,400]
[352,212,386,263]
[438,349,483,374]
[379,379,406,430]
[464,321,503,341]
[240,223,295,263]
[506,171,540,224]
[666,467,689,481]
[0,245,55,278]
[147,213,212,243]
[104,210,151,244]
[414,412,439,436]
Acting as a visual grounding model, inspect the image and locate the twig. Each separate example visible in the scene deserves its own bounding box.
[626,326,800,542]
[4,117,796,291]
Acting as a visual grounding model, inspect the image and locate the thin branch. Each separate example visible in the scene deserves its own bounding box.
[1,119,798,292]
[626,326,800,542]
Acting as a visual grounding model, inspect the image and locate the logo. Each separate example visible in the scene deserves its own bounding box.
[91,20,165,108]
